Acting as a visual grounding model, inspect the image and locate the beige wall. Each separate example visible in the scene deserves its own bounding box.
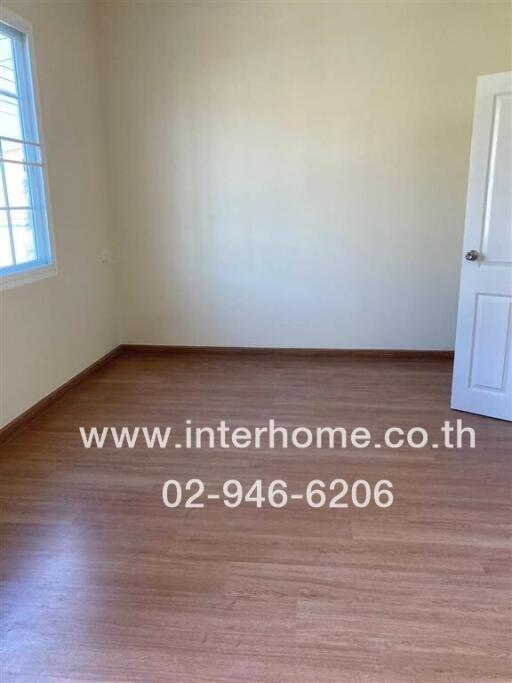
[0,0,116,427]
[1,1,511,426]
[97,0,511,350]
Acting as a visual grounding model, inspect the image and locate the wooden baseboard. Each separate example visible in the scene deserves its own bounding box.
[0,346,122,446]
[0,343,454,446]
[121,344,454,360]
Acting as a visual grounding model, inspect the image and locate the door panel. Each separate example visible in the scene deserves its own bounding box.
[451,72,512,420]
[482,93,512,265]
[469,294,511,392]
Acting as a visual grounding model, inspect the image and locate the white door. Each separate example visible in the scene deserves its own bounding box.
[452,72,512,421]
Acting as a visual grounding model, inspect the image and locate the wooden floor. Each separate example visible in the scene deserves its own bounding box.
[0,350,510,682]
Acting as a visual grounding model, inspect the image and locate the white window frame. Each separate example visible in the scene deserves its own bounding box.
[0,7,56,290]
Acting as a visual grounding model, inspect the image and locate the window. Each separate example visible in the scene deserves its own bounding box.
[0,16,54,286]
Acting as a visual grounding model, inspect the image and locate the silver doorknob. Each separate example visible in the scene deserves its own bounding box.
[465,250,480,261]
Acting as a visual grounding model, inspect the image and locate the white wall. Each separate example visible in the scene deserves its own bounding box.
[97,0,511,350]
[0,0,116,428]
[1,1,511,427]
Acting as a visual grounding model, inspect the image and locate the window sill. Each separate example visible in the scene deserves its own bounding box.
[0,263,57,291]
